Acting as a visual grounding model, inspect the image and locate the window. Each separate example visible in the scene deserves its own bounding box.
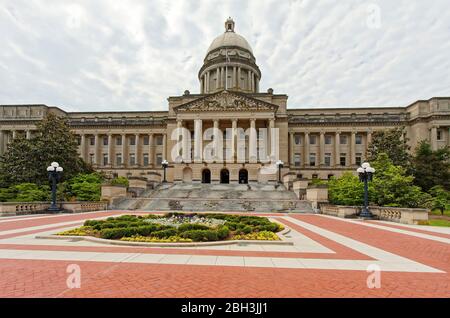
[294,134,301,145]
[103,154,108,166]
[324,153,331,166]
[143,136,149,145]
[76,136,81,146]
[309,153,316,166]
[129,153,136,166]
[129,136,136,146]
[355,135,362,145]
[156,153,163,165]
[340,135,347,145]
[309,135,317,145]
[90,137,95,146]
[437,129,443,141]
[103,136,108,146]
[340,153,347,166]
[89,153,94,164]
[294,153,301,167]
[325,135,332,145]
[328,174,334,180]
[355,153,362,166]
[143,153,149,166]
[116,136,122,146]
[312,174,318,179]
[156,136,163,145]
[116,153,122,166]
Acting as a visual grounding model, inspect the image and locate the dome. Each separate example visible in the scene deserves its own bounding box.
[206,18,253,55]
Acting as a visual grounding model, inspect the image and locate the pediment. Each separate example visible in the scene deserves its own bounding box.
[174,90,278,113]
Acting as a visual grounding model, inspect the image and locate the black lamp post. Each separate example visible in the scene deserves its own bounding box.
[161,159,169,183]
[357,162,375,219]
[47,162,63,213]
[276,160,284,184]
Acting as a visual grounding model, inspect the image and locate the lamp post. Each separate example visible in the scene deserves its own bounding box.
[47,162,63,213]
[161,159,169,183]
[276,160,284,184]
[357,162,375,219]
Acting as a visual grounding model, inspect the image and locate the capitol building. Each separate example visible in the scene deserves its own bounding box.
[1,18,449,185]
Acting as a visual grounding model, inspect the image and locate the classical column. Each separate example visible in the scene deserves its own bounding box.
[430,126,438,151]
[249,119,257,163]
[367,130,372,146]
[335,132,340,167]
[350,131,356,166]
[135,133,140,166]
[149,133,154,166]
[26,130,31,139]
[121,134,127,167]
[213,119,220,161]
[0,130,4,155]
[162,134,167,162]
[79,134,86,161]
[269,119,275,161]
[194,119,203,163]
[231,119,238,162]
[12,130,17,139]
[108,134,113,167]
[237,67,241,89]
[319,132,325,166]
[232,67,237,88]
[94,134,101,166]
[247,71,251,92]
[304,132,310,167]
[289,132,295,167]
[176,119,183,161]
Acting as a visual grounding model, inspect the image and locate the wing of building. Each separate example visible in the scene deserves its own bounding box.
[1,18,449,184]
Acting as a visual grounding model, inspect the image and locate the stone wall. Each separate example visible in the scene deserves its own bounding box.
[0,201,108,216]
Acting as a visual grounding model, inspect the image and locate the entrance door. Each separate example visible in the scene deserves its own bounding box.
[202,169,211,184]
[220,169,230,184]
[239,169,248,184]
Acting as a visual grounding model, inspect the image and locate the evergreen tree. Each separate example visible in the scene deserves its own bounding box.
[367,127,411,167]
[0,113,92,186]
[411,141,450,192]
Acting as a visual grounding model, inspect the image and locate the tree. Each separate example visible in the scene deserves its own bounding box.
[367,127,411,167]
[428,186,450,215]
[411,141,450,192]
[0,113,92,186]
[65,173,104,202]
[328,153,430,208]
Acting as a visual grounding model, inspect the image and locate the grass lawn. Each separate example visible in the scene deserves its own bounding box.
[430,209,450,217]
[422,219,450,227]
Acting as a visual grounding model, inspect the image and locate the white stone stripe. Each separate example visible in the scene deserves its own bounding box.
[317,214,450,244]
[373,220,450,235]
[283,216,444,273]
[0,211,111,224]
[0,249,442,272]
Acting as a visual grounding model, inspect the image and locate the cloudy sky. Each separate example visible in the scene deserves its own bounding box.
[1,0,449,112]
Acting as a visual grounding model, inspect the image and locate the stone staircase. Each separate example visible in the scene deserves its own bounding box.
[113,183,314,213]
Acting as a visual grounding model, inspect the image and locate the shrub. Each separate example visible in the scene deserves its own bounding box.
[151,229,178,239]
[178,223,210,232]
[217,226,230,240]
[179,230,219,242]
[110,176,129,187]
[100,228,137,239]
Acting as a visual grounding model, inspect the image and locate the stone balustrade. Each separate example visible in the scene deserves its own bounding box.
[319,204,429,225]
[0,201,108,217]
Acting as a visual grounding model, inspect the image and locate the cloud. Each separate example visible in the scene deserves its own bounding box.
[0,0,449,111]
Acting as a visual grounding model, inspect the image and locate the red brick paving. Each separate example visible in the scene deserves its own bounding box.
[0,212,449,298]
[368,220,450,239]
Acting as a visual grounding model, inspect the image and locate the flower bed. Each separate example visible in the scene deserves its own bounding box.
[57,213,284,242]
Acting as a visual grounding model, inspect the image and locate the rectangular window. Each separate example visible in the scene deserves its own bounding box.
[129,137,136,146]
[156,136,163,145]
[143,153,149,166]
[143,136,149,145]
[309,153,316,166]
[76,136,81,146]
[355,153,362,166]
[90,137,95,146]
[309,135,317,145]
[325,135,332,145]
[129,153,136,166]
[103,154,108,166]
[437,130,442,141]
[156,153,163,165]
[355,135,363,145]
[103,136,108,146]
[116,153,122,166]
[116,136,122,146]
[324,153,331,166]
[294,153,301,167]
[340,135,347,145]
[294,134,301,145]
[340,153,347,166]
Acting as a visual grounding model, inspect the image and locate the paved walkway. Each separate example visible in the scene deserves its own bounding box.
[0,211,448,297]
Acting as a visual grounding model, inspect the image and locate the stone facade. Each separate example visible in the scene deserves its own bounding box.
[1,19,449,184]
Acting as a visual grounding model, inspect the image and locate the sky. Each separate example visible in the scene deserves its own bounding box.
[1,0,449,112]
